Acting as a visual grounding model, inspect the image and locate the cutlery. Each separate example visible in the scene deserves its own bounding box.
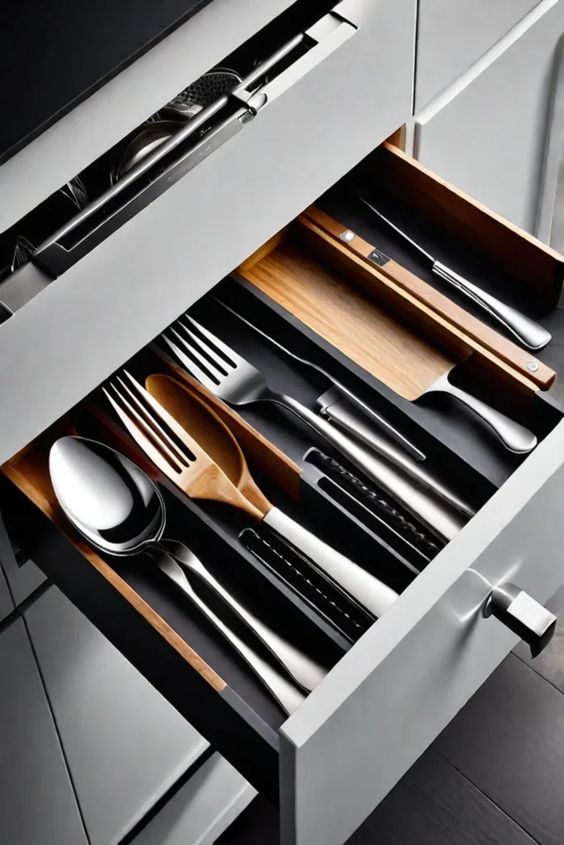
[241,258,538,456]
[112,121,180,183]
[104,371,398,618]
[358,197,552,352]
[49,435,312,714]
[162,67,243,121]
[214,297,425,461]
[213,296,473,517]
[160,314,470,541]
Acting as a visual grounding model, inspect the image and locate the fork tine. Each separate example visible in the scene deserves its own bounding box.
[162,329,219,391]
[117,374,195,468]
[176,318,231,377]
[184,315,246,368]
[103,384,184,480]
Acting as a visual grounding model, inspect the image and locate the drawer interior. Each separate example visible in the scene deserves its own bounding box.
[2,139,564,814]
[0,0,340,288]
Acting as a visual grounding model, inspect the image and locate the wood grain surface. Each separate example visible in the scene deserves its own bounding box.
[301,205,555,391]
[242,238,460,402]
[2,424,226,693]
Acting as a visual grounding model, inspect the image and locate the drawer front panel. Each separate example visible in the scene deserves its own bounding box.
[280,421,564,845]
[0,0,297,232]
[415,0,541,110]
[414,0,564,236]
[0,0,416,466]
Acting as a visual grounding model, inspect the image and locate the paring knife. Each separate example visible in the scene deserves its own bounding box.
[358,197,552,352]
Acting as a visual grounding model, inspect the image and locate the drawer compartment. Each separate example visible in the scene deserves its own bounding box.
[3,135,564,845]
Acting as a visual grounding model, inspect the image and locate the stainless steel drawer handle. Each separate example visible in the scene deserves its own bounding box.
[29,4,357,280]
[484,583,557,657]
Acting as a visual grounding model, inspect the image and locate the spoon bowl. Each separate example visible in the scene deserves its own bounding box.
[49,436,165,555]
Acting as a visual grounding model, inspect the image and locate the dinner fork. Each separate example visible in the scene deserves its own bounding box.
[102,373,328,693]
[103,371,398,618]
[159,314,468,543]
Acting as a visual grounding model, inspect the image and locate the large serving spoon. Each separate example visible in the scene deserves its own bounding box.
[49,435,322,714]
[140,373,399,618]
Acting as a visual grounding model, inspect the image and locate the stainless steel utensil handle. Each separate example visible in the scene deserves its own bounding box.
[432,261,551,351]
[320,397,474,518]
[273,393,466,542]
[155,551,305,715]
[430,374,537,454]
[160,540,326,692]
[263,507,398,618]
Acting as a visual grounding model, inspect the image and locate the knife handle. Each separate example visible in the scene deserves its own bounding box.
[432,261,551,351]
[273,392,467,542]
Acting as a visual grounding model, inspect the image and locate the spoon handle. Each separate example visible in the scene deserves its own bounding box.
[159,539,327,692]
[262,507,399,618]
[154,549,305,715]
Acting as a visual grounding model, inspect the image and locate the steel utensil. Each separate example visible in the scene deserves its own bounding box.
[104,371,398,618]
[358,197,552,351]
[49,435,312,712]
[162,67,243,121]
[160,314,468,542]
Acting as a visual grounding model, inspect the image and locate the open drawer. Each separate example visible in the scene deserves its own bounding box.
[3,142,564,845]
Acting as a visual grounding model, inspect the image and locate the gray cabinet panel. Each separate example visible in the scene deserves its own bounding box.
[414,0,564,235]
[24,585,209,845]
[134,754,255,845]
[0,617,87,845]
[415,0,540,109]
[0,513,14,622]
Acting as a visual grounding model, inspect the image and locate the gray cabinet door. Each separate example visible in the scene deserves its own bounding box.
[24,585,209,845]
[414,0,564,236]
[415,0,541,109]
[0,616,88,845]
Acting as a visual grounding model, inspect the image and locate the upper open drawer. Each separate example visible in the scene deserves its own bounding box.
[0,0,416,466]
[0,0,300,231]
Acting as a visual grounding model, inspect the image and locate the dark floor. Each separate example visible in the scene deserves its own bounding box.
[218,583,564,844]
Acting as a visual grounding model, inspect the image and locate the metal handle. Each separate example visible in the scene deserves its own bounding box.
[273,392,467,542]
[432,261,551,351]
[319,392,474,519]
[154,550,305,714]
[484,583,557,657]
[430,374,537,455]
[32,6,356,278]
[263,506,398,618]
[159,539,326,692]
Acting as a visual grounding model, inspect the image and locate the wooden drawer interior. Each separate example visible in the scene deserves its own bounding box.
[2,140,564,813]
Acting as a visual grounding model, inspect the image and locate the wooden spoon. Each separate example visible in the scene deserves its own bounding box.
[145,373,398,617]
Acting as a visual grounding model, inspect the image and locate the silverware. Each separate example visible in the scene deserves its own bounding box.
[160,314,469,542]
[162,67,243,121]
[49,435,313,713]
[112,121,180,183]
[214,297,425,460]
[104,371,398,618]
[213,298,473,517]
[358,198,552,351]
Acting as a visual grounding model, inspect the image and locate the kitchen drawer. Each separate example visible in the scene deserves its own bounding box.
[415,0,541,110]
[2,143,564,845]
[0,0,300,230]
[414,0,564,237]
[0,0,416,465]
[0,511,15,621]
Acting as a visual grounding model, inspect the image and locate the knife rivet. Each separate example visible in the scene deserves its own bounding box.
[527,361,540,372]
[340,229,355,243]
